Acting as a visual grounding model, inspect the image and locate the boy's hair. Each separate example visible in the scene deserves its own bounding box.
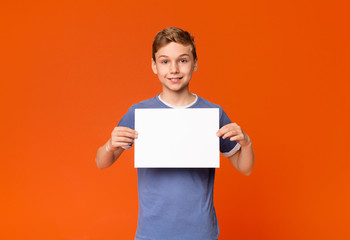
[152,27,197,61]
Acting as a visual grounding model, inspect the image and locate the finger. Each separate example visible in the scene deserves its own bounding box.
[112,137,134,144]
[113,127,138,135]
[111,141,132,149]
[230,134,244,142]
[229,136,239,141]
[113,130,138,139]
[216,126,230,137]
[222,130,237,139]
[216,123,240,137]
[124,130,138,139]
[113,128,138,138]
[121,129,138,137]
[112,142,132,148]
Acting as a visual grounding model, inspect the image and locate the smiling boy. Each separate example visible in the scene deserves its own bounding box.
[95,27,255,240]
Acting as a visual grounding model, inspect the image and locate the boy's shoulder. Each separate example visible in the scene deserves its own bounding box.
[194,96,222,109]
[129,96,160,109]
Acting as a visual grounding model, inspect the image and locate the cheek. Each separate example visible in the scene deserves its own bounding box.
[157,68,166,76]
[159,66,170,75]
[183,65,194,75]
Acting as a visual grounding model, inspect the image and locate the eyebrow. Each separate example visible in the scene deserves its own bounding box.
[157,54,191,59]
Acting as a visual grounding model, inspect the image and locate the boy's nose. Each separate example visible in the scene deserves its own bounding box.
[169,62,179,73]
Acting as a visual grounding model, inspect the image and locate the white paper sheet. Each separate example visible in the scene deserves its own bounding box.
[134,108,219,168]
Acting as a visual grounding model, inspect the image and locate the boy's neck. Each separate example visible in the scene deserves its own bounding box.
[159,89,196,107]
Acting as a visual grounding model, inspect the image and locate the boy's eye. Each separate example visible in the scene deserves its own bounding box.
[180,59,188,63]
[161,60,168,64]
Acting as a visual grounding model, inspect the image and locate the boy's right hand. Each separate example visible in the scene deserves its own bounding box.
[106,127,138,152]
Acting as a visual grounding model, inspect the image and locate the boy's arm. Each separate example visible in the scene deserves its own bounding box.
[95,140,124,169]
[227,142,254,176]
[95,127,138,169]
[217,123,255,176]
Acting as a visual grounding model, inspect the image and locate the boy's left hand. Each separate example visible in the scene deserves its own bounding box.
[216,123,251,147]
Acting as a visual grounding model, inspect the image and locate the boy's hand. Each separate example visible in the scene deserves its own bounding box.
[216,123,251,147]
[106,127,138,152]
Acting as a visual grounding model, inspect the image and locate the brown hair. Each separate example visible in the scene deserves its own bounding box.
[152,27,197,61]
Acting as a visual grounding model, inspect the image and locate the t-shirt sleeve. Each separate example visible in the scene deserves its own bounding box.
[117,105,135,149]
[219,109,241,157]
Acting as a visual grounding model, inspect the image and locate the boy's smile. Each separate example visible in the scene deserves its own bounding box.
[152,42,198,93]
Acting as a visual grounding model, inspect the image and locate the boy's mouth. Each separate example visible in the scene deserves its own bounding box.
[168,77,183,83]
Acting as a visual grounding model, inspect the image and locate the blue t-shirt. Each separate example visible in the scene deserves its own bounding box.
[118,95,240,240]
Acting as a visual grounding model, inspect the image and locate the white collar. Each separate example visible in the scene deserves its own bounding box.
[158,94,198,109]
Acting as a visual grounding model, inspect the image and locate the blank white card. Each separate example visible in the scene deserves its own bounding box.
[134,108,219,168]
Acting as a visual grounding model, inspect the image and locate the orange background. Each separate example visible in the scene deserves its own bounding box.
[1,0,349,239]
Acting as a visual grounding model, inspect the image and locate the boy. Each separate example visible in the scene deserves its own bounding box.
[95,27,255,240]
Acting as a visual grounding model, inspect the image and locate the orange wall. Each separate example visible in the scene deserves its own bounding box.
[1,0,349,239]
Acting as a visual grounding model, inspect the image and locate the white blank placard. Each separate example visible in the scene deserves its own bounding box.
[134,108,219,168]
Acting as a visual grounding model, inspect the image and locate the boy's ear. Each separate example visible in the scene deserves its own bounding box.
[151,58,158,74]
[193,60,198,72]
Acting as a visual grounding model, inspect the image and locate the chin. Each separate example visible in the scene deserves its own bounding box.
[168,85,188,92]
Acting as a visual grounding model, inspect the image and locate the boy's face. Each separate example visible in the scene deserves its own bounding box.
[152,42,198,93]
